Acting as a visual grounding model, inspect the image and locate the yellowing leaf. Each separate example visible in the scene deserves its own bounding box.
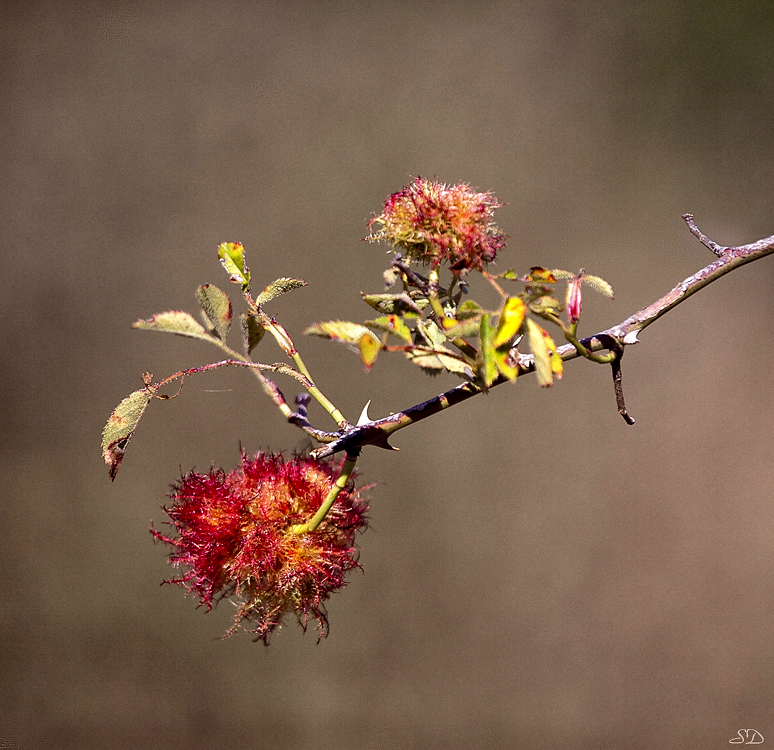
[365,315,412,343]
[493,297,526,348]
[526,318,553,387]
[217,242,251,291]
[358,332,381,371]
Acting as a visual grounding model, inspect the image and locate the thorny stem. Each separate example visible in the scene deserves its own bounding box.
[288,450,360,534]
[309,218,774,459]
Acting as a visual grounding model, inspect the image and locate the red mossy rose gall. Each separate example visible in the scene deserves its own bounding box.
[152,451,369,643]
[367,177,506,272]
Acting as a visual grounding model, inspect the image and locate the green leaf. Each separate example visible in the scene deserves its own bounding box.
[478,313,499,387]
[493,297,526,348]
[255,277,308,306]
[362,292,427,315]
[240,313,265,355]
[305,320,374,346]
[582,273,615,298]
[101,388,153,480]
[526,318,554,387]
[217,242,251,291]
[495,269,519,280]
[457,299,484,319]
[365,315,412,343]
[133,311,213,342]
[441,316,481,339]
[405,348,473,378]
[358,332,381,371]
[550,269,575,281]
[419,320,447,349]
[196,284,232,341]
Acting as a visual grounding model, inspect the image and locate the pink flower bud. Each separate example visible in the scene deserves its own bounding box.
[152,451,369,643]
[566,275,583,324]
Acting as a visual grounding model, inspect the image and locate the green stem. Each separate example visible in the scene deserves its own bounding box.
[289,452,359,534]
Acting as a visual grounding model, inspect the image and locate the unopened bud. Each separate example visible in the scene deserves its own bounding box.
[566,275,583,324]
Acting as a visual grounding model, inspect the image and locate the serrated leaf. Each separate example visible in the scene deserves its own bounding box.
[365,315,412,343]
[240,313,265,355]
[102,388,153,480]
[196,284,232,341]
[550,269,575,281]
[362,292,427,315]
[358,332,381,371]
[526,318,554,387]
[420,320,447,348]
[133,311,213,342]
[255,277,308,306]
[305,320,374,346]
[477,313,499,387]
[217,242,251,291]
[493,297,526,348]
[581,273,614,298]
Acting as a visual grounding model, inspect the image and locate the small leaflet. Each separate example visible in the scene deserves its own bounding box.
[526,318,554,387]
[304,320,374,346]
[241,313,265,355]
[196,284,232,341]
[255,278,308,306]
[493,297,526,349]
[101,388,153,480]
[217,242,251,291]
[133,311,214,342]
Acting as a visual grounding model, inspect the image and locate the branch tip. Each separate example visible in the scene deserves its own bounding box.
[682,214,726,257]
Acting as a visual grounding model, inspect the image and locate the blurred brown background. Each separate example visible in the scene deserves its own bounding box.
[2,2,774,748]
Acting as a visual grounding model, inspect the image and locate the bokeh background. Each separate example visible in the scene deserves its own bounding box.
[3,2,774,748]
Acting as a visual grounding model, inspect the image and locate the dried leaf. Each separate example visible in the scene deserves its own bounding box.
[196,284,232,341]
[101,388,153,480]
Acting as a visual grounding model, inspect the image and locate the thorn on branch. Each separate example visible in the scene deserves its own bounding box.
[610,352,635,425]
[682,214,727,257]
